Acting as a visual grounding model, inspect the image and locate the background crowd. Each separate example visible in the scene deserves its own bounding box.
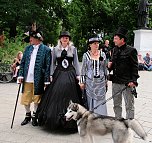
[138,52,152,71]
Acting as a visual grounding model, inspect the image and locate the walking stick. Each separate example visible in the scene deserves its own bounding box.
[11,83,21,129]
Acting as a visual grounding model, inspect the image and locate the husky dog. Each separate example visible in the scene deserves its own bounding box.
[65,101,147,143]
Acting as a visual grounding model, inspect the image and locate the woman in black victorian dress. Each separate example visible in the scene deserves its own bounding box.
[36,31,83,131]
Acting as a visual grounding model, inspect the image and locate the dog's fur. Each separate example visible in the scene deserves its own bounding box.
[65,101,147,143]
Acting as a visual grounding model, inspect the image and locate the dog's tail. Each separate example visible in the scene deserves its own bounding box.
[124,119,147,140]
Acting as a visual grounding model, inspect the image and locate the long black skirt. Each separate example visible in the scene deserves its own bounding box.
[36,66,83,131]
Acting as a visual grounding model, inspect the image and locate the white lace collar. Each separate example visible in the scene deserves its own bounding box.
[61,46,68,51]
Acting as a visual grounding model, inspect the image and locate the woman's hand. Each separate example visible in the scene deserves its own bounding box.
[76,76,80,81]
[79,83,85,90]
[108,62,112,68]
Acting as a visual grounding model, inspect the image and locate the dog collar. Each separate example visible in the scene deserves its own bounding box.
[75,110,88,121]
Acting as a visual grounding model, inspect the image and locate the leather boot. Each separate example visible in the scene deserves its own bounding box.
[32,112,38,126]
[21,112,31,126]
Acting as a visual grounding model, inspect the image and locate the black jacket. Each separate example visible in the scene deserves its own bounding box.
[110,44,139,85]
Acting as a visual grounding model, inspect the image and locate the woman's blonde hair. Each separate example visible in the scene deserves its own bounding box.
[16,51,23,59]
[57,39,73,49]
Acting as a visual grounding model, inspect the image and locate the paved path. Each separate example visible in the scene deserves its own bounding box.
[0,71,152,143]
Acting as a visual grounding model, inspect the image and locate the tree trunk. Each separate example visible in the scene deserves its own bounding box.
[9,21,17,38]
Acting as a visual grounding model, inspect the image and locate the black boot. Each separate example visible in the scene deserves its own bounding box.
[21,112,31,126]
[32,112,38,126]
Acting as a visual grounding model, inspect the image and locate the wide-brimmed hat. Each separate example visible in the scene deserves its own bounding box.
[87,37,100,45]
[29,30,43,41]
[23,31,30,43]
[115,27,128,38]
[59,31,71,40]
[23,30,43,43]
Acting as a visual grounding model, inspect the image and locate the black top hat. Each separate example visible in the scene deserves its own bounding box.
[115,27,128,38]
[87,37,100,45]
[59,31,71,40]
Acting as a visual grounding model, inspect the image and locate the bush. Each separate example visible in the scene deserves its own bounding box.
[0,35,28,64]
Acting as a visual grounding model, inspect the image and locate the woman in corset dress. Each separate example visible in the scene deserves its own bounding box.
[36,31,83,131]
[80,37,108,115]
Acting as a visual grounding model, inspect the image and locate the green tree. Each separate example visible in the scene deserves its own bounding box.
[64,0,145,47]
[0,0,152,62]
[0,0,69,44]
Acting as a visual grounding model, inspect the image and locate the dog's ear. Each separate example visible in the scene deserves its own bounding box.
[73,103,79,111]
[69,100,73,105]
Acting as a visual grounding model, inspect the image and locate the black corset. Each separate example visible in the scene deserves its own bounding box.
[57,57,73,66]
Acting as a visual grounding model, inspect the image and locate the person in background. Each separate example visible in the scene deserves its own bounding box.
[36,31,83,132]
[100,39,112,63]
[108,27,139,119]
[18,29,51,126]
[143,52,152,70]
[11,51,23,79]
[147,59,152,71]
[47,43,54,52]
[80,36,108,116]
[137,53,147,70]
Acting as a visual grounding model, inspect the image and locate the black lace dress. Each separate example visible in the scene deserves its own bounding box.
[36,50,83,131]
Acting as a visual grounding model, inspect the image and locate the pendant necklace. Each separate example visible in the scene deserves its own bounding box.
[91,51,98,56]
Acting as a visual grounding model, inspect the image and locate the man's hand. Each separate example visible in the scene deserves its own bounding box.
[127,82,136,87]
[44,84,49,89]
[17,77,23,84]
[50,76,53,82]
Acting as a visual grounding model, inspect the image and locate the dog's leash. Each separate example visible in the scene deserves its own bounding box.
[93,86,127,109]
[84,88,104,110]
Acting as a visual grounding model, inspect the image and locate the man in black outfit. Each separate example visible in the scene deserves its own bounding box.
[108,27,139,119]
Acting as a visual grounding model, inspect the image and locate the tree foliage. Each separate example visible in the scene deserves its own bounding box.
[0,0,152,61]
